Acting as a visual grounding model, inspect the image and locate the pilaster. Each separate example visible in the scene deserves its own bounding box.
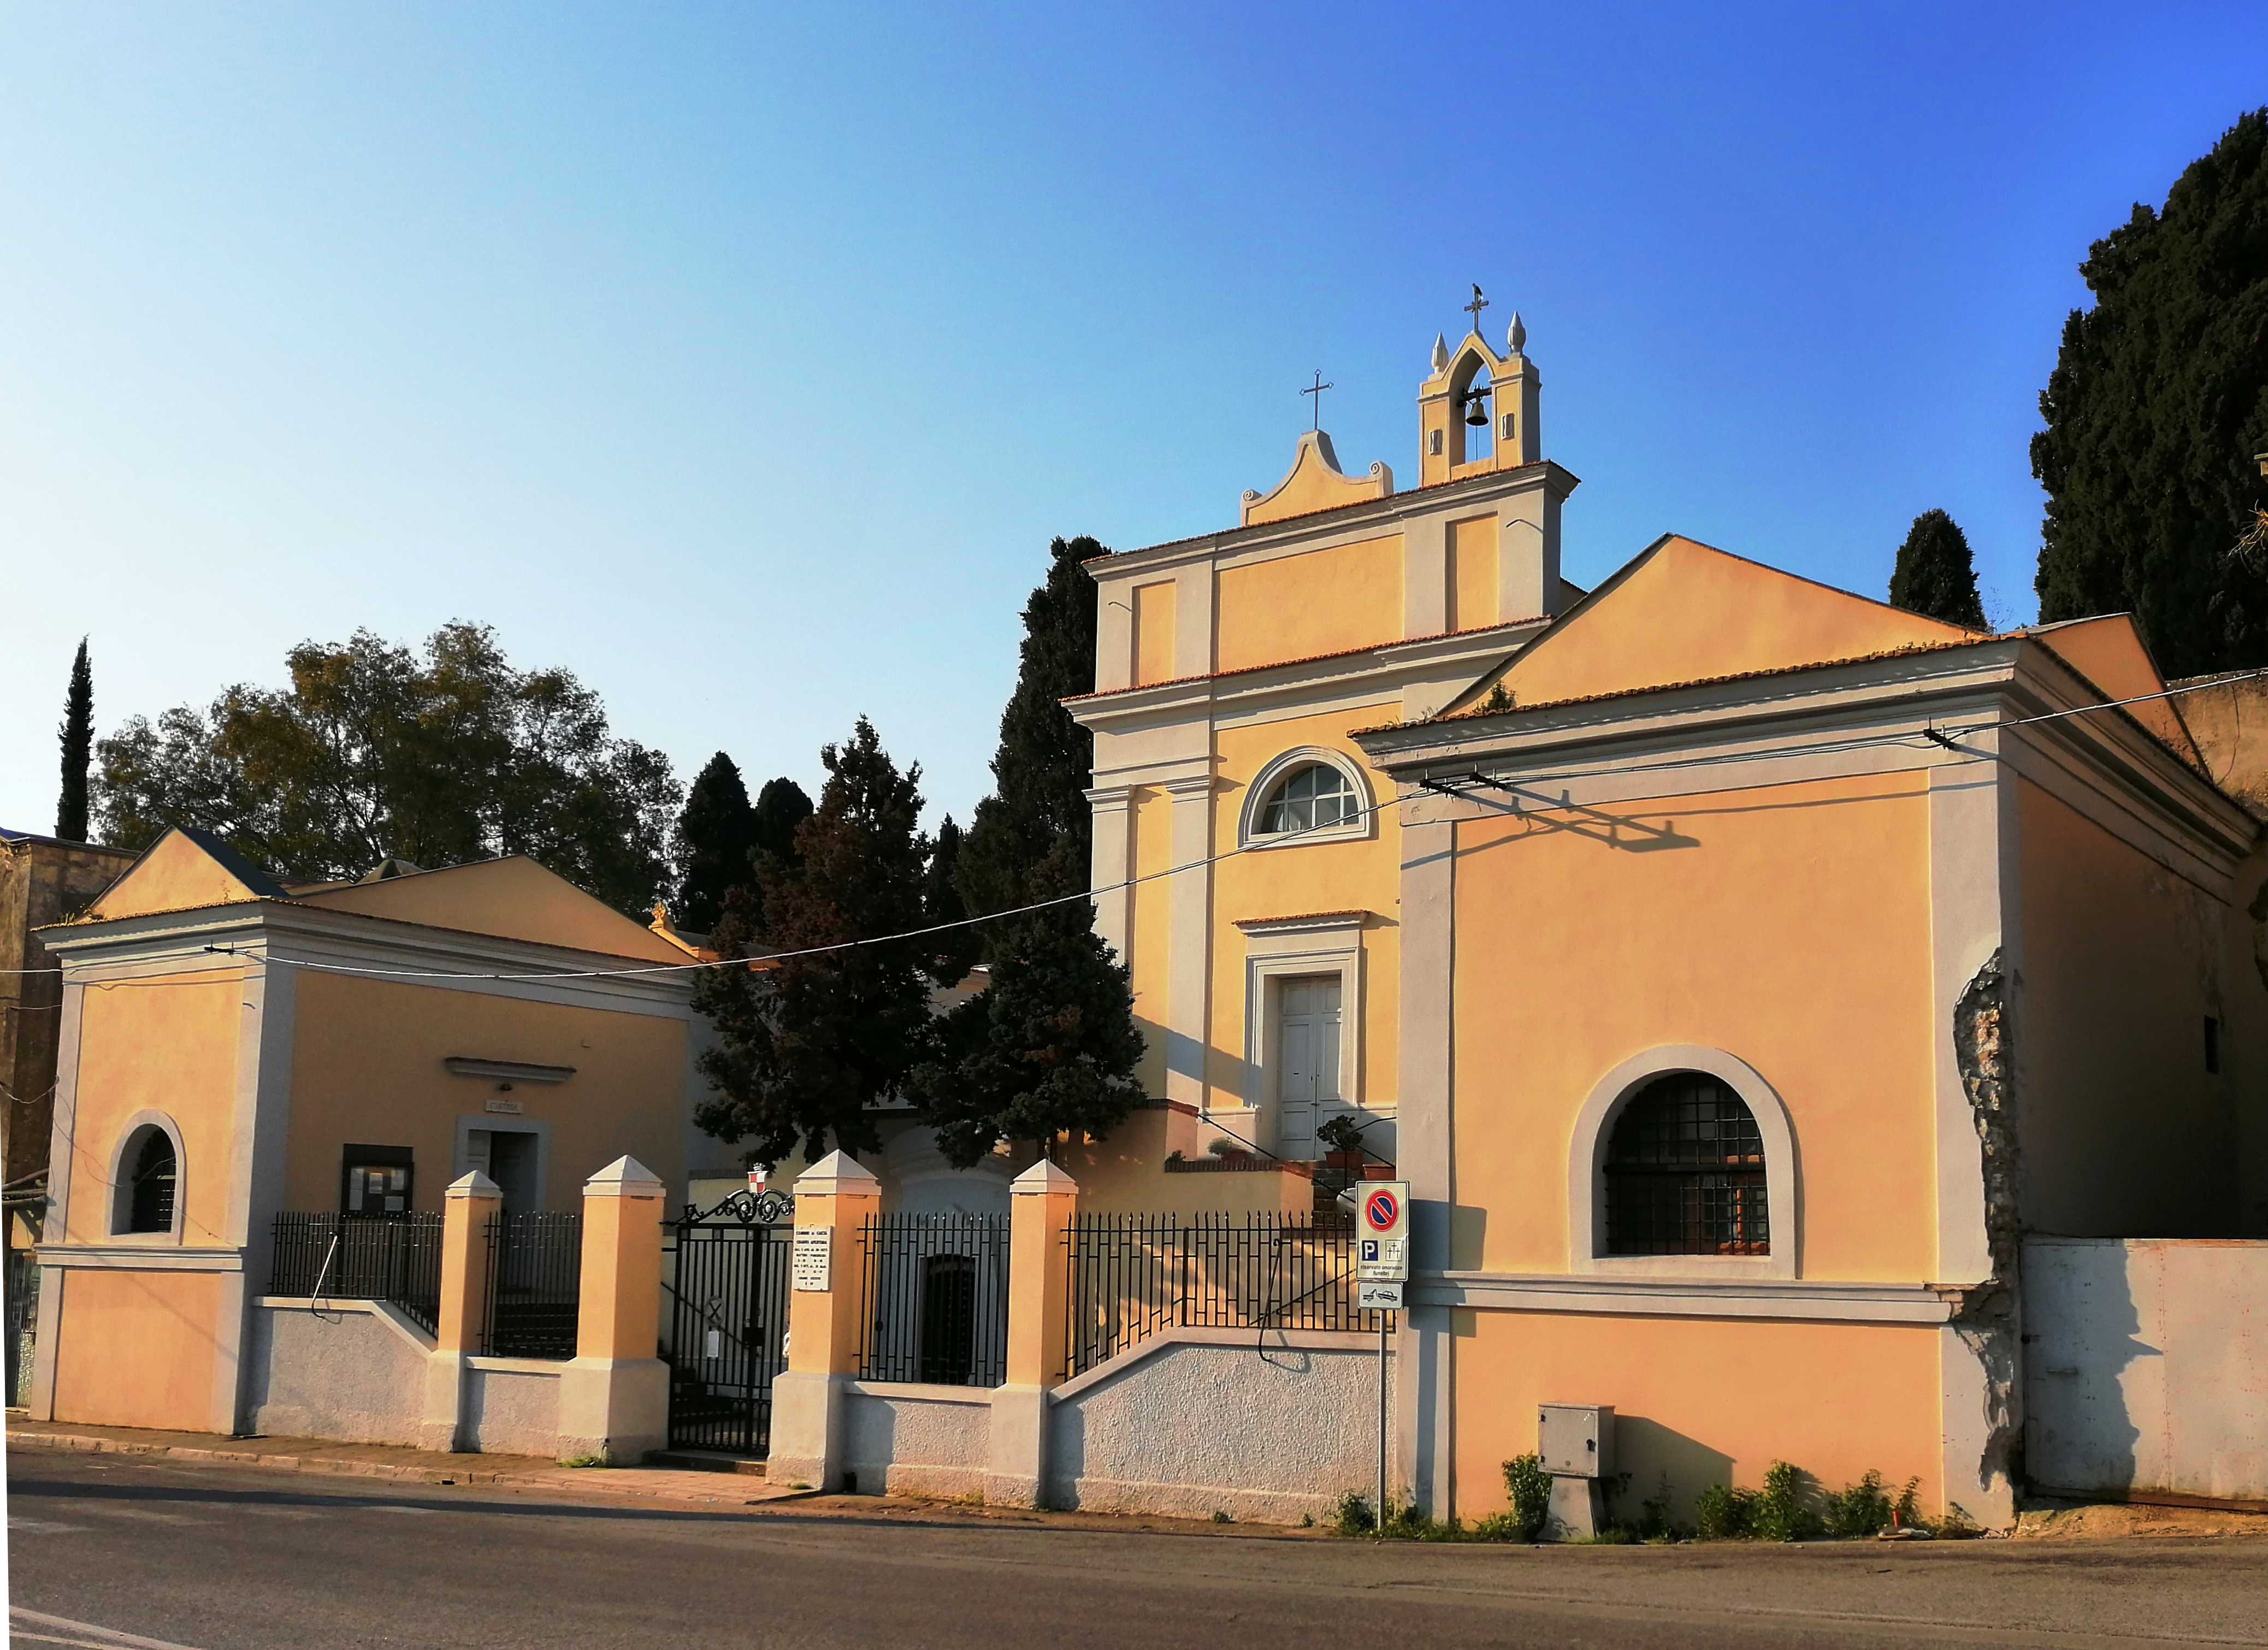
[767,1151,881,1491]
[1086,785,1136,966]
[1393,808,1457,1517]
[557,1155,670,1463]
[988,1160,1077,1507]
[1162,777,1215,1111]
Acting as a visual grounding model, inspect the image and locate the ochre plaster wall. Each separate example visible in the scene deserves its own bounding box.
[1450,1310,1944,1523]
[49,1268,223,1431]
[284,972,687,1213]
[1450,771,1938,1279]
[85,834,261,920]
[2029,617,2196,761]
[2017,782,2241,1236]
[66,968,244,1245]
[1499,538,1964,711]
[1447,514,1498,633]
[1207,710,1401,1114]
[1132,582,1178,687]
[1129,787,1174,1096]
[1215,535,1405,675]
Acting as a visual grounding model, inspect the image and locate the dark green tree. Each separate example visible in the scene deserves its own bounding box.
[674,752,756,933]
[2033,109,2268,675]
[924,814,983,983]
[1888,510,1988,629]
[692,718,946,1166]
[751,776,814,872]
[955,535,1105,924]
[915,534,1145,1164]
[56,638,92,842]
[94,623,680,914]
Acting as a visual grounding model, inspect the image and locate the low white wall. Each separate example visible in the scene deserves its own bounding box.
[247,1299,433,1447]
[1047,1328,1391,1523]
[463,1359,564,1456]
[842,1381,993,1498]
[2024,1238,2268,1506]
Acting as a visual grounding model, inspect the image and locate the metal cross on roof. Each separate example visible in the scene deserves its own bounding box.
[1464,283,1490,336]
[1302,369,1333,431]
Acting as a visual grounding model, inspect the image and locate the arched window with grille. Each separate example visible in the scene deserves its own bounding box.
[1603,1072,1769,1256]
[1259,765,1356,836]
[121,1126,178,1235]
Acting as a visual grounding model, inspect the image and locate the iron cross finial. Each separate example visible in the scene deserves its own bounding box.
[1301,369,1333,431]
[1465,283,1490,336]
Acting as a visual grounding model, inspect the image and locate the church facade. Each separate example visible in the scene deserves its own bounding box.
[1070,309,2268,1527]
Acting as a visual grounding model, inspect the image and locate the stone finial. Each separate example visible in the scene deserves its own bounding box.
[795,1149,881,1196]
[446,1170,500,1198]
[1507,312,1527,354]
[1430,333,1450,374]
[584,1154,666,1198]
[1011,1157,1079,1194]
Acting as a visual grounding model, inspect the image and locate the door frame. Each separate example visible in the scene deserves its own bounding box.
[452,1115,553,1211]
[1236,912,1366,1154]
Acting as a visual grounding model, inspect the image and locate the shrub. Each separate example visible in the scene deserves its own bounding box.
[1822,1470,1916,1539]
[1332,1489,1376,1536]
[1752,1460,1815,1542]
[1694,1482,1756,1540]
[1206,1137,1244,1158]
[1503,1453,1554,1542]
[1637,1473,1678,1541]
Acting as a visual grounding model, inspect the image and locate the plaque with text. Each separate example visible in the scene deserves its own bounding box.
[792,1226,832,1292]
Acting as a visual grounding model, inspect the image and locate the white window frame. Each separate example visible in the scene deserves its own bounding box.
[1238,914,1369,1152]
[107,1110,187,1243]
[1566,1045,1798,1280]
[1238,747,1378,851]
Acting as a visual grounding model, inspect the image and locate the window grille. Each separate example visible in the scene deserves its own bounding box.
[1260,765,1356,835]
[127,1131,176,1234]
[1603,1073,1768,1256]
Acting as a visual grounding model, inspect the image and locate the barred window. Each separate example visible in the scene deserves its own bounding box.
[1603,1073,1768,1256]
[1260,765,1356,835]
[126,1128,177,1235]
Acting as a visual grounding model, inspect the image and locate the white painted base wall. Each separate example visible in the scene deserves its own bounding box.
[2024,1238,2268,1506]
[247,1300,431,1446]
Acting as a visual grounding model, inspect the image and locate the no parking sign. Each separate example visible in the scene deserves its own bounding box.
[1357,1180,1409,1283]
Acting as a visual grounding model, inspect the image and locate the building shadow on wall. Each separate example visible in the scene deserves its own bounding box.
[2023,1239,2147,1504]
[1607,1415,1733,1528]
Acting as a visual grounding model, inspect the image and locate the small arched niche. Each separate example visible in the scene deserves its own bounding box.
[109,1114,185,1240]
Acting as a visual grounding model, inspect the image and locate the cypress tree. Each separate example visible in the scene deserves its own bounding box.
[56,639,92,842]
[749,776,814,874]
[1888,510,1988,629]
[673,752,755,933]
[2033,109,2268,675]
[955,535,1105,922]
[692,719,941,1166]
[924,814,982,982]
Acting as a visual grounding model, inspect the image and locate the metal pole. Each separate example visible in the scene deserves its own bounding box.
[1376,1310,1388,1535]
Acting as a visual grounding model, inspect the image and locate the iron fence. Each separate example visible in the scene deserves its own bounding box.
[1062,1211,1388,1380]
[5,1247,39,1407]
[483,1211,582,1358]
[663,1191,794,1454]
[267,1212,445,1335]
[857,1213,1011,1388]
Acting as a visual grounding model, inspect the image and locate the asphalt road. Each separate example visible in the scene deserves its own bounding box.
[8,1450,2267,1650]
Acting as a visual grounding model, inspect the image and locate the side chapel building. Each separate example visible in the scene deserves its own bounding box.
[1067,310,2268,1525]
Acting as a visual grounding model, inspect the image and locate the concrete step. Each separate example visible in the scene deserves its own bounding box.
[642,1449,767,1477]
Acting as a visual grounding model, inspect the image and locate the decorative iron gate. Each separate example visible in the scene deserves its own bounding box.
[663,1187,793,1454]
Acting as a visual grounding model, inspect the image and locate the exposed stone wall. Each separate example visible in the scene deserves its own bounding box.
[1948,948,2023,1505]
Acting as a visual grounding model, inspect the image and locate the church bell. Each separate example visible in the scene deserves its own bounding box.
[1464,387,1490,427]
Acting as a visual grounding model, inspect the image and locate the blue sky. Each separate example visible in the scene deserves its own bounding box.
[4,2,2263,841]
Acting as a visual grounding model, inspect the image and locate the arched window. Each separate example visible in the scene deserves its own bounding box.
[125,1128,178,1235]
[1260,765,1356,836]
[1603,1072,1768,1256]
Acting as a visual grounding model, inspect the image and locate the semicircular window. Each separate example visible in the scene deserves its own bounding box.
[127,1128,178,1234]
[1259,765,1356,836]
[1603,1073,1768,1256]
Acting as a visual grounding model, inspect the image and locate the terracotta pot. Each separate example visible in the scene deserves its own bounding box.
[1360,1161,1397,1181]
[1325,1150,1362,1171]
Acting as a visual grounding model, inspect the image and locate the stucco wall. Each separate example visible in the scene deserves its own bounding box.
[463,1360,562,1455]
[1214,535,1405,675]
[2024,1238,2268,1505]
[842,1384,991,1498]
[247,1299,430,1446]
[2018,782,2243,1236]
[49,1268,224,1432]
[1046,1330,1389,1522]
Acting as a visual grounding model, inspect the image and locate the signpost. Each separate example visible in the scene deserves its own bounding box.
[1359,1181,1409,1534]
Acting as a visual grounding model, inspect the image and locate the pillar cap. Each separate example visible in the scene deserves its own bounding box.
[1011,1158,1079,1195]
[446,1170,500,1198]
[795,1149,881,1197]
[584,1154,666,1199]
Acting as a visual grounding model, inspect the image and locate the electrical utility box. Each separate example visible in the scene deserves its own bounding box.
[1538,1404,1615,1479]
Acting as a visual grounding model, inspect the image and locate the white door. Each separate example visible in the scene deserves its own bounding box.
[1275,976,1342,1158]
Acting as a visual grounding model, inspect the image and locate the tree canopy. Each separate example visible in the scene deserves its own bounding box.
[674,752,756,933]
[1888,510,1988,629]
[692,718,950,1166]
[57,639,92,843]
[94,623,680,914]
[2033,109,2268,675]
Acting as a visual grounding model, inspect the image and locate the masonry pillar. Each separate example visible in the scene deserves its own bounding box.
[766,1150,879,1490]
[987,1159,1077,1508]
[421,1170,498,1451]
[557,1155,670,1465]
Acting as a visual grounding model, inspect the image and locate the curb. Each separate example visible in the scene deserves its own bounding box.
[5,1429,824,1506]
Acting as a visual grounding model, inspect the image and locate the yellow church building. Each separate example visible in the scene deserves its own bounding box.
[1067,308,2267,1527]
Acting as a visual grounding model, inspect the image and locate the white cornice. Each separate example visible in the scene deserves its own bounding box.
[1416,1270,1954,1324]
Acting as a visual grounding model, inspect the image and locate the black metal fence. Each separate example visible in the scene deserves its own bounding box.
[268,1212,445,1335]
[5,1247,40,1407]
[1062,1212,1387,1380]
[858,1213,1011,1388]
[663,1193,794,1454]
[483,1211,582,1358]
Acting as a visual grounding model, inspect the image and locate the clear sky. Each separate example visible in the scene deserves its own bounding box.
[5,3,2264,842]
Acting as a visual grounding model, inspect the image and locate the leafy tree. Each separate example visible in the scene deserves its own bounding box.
[56,638,92,842]
[692,718,946,1166]
[94,623,680,914]
[674,753,756,933]
[955,535,1105,922]
[2033,109,2268,675]
[1888,510,1988,629]
[915,534,1145,1164]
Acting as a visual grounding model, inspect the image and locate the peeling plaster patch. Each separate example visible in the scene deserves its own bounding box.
[1947,948,2023,1500]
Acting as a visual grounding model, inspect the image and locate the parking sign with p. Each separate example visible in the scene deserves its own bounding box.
[1358,1179,1409,1282]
